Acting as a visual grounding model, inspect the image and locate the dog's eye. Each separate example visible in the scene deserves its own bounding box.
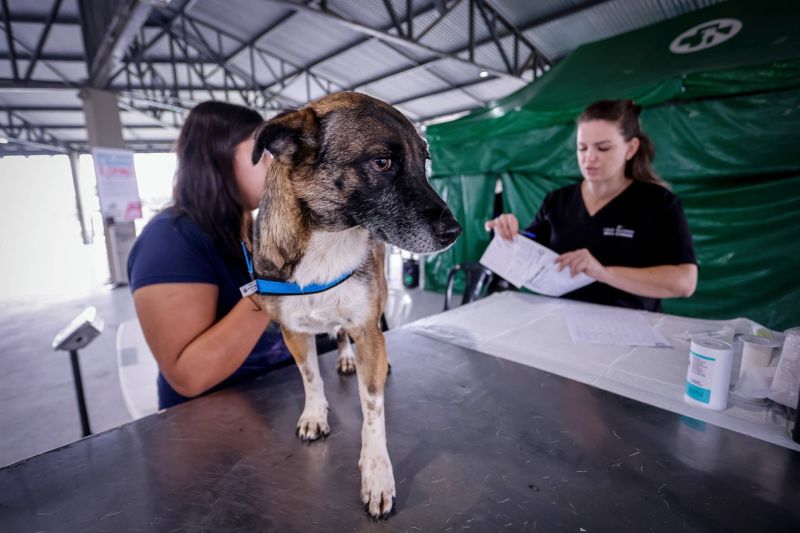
[371,158,392,171]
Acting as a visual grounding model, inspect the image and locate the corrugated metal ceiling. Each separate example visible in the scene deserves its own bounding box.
[0,0,725,155]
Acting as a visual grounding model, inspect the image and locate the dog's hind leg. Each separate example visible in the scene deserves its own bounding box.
[281,328,330,441]
[335,327,357,375]
[349,325,395,519]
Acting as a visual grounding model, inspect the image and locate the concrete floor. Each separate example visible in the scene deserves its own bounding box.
[0,249,444,468]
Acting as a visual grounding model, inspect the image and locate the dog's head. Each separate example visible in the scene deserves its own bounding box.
[252,92,461,254]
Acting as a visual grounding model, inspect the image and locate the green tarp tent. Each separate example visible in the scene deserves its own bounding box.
[424,0,800,330]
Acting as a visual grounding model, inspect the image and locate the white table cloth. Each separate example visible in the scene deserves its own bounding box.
[404,291,798,451]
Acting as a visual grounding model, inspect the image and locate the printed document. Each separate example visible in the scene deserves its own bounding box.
[479,234,594,297]
[565,307,671,347]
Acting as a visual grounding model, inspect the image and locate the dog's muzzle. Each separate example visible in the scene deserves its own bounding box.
[433,211,462,248]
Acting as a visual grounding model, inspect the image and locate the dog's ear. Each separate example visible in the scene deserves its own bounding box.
[251,108,319,166]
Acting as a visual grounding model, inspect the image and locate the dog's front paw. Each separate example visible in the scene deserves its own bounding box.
[336,353,356,374]
[296,403,329,441]
[359,450,396,519]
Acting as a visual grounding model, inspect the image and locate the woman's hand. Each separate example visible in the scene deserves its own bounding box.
[555,250,698,298]
[555,248,608,280]
[484,213,519,241]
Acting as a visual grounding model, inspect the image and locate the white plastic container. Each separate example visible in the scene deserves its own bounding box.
[769,327,800,408]
[738,335,777,377]
[685,338,734,410]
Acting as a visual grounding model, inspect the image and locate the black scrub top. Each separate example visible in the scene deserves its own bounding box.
[525,180,696,312]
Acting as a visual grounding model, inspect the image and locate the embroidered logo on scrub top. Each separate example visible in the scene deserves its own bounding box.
[603,225,635,238]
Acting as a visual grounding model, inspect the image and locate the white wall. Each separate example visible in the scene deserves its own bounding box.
[0,153,176,305]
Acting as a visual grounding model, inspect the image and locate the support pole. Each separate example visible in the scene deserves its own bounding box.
[68,151,92,245]
[69,349,92,437]
[80,87,136,285]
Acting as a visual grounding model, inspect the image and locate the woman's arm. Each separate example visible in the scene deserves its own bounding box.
[133,283,272,397]
[600,263,697,298]
[556,248,697,298]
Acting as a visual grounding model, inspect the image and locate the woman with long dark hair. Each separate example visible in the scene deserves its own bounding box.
[127,101,291,409]
[486,99,697,311]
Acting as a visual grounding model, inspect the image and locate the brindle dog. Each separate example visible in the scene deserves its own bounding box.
[250,92,461,519]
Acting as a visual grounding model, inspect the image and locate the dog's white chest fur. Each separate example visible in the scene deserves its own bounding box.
[278,227,373,333]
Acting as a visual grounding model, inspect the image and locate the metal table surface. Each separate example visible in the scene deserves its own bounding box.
[2,329,799,532]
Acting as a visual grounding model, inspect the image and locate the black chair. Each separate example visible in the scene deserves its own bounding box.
[443,262,495,311]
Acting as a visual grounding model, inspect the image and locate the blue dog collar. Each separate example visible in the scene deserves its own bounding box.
[240,241,354,297]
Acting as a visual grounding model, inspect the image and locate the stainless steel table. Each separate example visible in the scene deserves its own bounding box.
[2,329,799,532]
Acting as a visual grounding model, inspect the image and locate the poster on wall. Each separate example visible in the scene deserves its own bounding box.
[92,147,142,222]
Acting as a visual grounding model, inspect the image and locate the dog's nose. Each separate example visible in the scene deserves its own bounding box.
[436,211,462,244]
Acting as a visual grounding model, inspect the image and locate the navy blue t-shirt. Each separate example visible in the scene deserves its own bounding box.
[525,181,696,312]
[127,208,292,409]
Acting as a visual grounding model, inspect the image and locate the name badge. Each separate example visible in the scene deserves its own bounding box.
[239,280,258,297]
[603,225,635,239]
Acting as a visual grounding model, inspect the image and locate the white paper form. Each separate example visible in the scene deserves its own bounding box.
[565,307,671,347]
[479,234,594,297]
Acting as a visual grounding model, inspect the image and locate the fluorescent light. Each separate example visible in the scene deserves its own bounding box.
[479,70,489,78]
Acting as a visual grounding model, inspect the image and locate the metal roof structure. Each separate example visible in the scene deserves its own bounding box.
[0,0,721,156]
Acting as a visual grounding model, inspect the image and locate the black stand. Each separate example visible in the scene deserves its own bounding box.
[69,349,92,437]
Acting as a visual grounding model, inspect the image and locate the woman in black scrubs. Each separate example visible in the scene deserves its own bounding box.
[485,99,697,312]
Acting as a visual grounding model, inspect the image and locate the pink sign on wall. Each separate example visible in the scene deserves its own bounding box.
[92,147,142,222]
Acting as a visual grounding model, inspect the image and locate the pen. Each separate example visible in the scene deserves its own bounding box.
[519,230,536,239]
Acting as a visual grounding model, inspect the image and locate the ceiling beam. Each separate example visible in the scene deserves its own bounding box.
[79,0,154,86]
[117,1,469,112]
[0,135,69,153]
[0,0,19,80]
[248,1,481,105]
[0,79,79,89]
[356,0,610,94]
[161,12,305,108]
[105,3,190,85]
[389,75,499,107]
[11,123,168,129]
[6,13,80,24]
[4,13,163,25]
[117,99,181,132]
[220,10,297,64]
[0,105,84,112]
[0,109,73,152]
[0,51,245,63]
[263,0,522,82]
[23,0,65,81]
[416,105,474,125]
[239,0,446,94]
